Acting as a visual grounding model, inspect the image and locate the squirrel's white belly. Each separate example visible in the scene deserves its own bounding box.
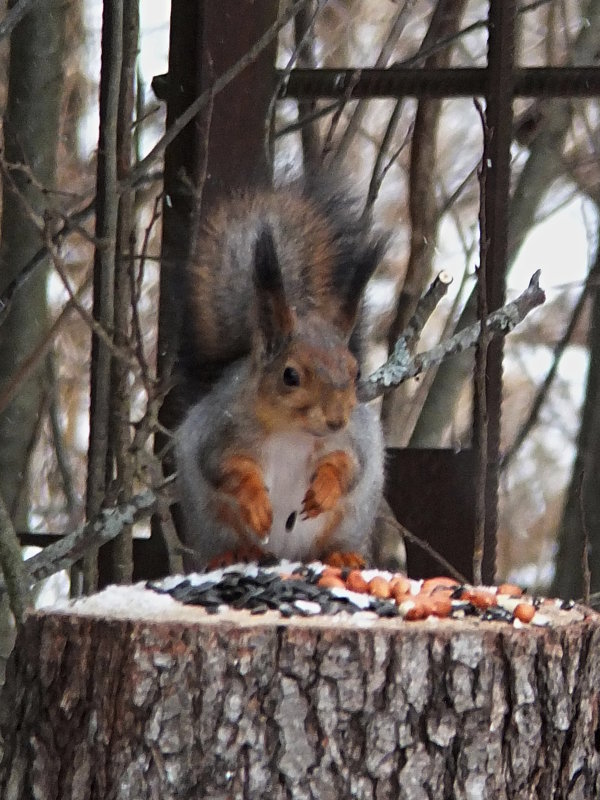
[259,430,332,561]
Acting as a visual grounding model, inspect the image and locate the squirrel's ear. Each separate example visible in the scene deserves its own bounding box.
[335,238,385,337]
[253,228,295,354]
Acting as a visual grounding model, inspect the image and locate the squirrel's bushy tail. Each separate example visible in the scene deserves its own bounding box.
[180,173,386,399]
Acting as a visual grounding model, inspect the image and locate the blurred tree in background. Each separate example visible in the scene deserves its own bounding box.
[0,0,598,633]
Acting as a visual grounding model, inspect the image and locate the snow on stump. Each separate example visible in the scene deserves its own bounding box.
[0,580,599,800]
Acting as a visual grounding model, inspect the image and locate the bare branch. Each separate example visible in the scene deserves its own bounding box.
[397,270,453,355]
[42,230,137,368]
[13,490,159,590]
[275,100,341,139]
[377,500,467,583]
[333,0,416,165]
[266,0,323,167]
[129,194,162,391]
[577,470,591,606]
[82,0,124,593]
[0,184,94,326]
[321,69,361,164]
[359,271,546,403]
[47,355,81,524]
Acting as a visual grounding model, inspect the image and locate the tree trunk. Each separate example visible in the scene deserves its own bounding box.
[0,0,68,524]
[1,600,599,799]
[552,235,600,600]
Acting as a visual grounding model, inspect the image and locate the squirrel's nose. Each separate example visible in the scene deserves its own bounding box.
[327,418,345,432]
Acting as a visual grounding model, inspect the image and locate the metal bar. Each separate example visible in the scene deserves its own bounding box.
[279,66,600,99]
[477,0,517,584]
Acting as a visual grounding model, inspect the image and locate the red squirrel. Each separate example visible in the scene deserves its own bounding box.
[175,176,386,569]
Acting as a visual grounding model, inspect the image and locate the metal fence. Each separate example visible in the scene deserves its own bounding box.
[277,1,600,582]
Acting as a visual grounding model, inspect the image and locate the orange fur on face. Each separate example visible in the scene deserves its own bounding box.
[253,315,359,436]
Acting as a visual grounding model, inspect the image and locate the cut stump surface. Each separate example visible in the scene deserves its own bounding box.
[0,584,599,800]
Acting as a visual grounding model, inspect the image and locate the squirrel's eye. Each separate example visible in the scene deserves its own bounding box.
[283,366,300,387]
[356,368,362,383]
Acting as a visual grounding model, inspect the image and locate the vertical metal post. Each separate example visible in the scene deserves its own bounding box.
[477,0,517,583]
[140,0,280,582]
[197,1,279,204]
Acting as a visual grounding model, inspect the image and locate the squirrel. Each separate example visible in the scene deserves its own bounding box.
[175,175,387,570]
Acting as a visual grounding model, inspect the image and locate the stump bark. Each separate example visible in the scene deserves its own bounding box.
[0,589,599,800]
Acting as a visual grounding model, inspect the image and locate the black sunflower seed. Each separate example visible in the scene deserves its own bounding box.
[482,605,514,623]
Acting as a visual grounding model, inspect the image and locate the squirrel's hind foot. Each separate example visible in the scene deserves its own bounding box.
[323,551,367,570]
[207,544,268,570]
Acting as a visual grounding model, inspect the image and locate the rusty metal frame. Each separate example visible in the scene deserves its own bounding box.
[279,66,600,99]
[277,1,598,582]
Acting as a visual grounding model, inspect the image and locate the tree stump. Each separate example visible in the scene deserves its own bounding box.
[0,585,599,800]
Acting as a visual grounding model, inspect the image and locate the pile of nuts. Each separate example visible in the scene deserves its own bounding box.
[317,567,539,623]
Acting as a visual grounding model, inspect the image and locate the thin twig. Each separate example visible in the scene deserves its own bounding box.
[0,489,32,624]
[377,120,414,190]
[362,97,404,223]
[472,97,490,587]
[378,502,467,583]
[392,1,551,72]
[275,100,342,139]
[333,0,416,165]
[577,470,591,606]
[321,69,362,164]
[0,274,91,416]
[47,355,81,523]
[129,194,162,390]
[364,0,466,222]
[43,231,137,368]
[0,183,95,325]
[266,0,323,167]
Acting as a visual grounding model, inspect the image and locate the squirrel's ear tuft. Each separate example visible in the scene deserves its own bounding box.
[335,236,386,337]
[253,228,295,354]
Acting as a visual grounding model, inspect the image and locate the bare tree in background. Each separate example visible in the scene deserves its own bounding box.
[0,1,68,527]
[0,0,598,624]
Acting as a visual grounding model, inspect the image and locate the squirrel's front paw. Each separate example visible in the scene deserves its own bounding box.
[220,455,272,538]
[238,484,273,538]
[302,451,354,519]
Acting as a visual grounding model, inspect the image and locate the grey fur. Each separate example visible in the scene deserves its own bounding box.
[176,360,384,569]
